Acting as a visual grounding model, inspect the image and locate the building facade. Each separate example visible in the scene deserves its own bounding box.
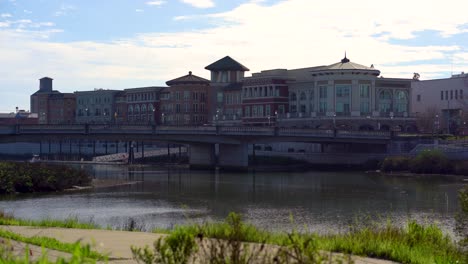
[75,89,120,124]
[124,86,165,124]
[411,72,468,134]
[205,56,249,123]
[161,71,211,126]
[241,56,414,131]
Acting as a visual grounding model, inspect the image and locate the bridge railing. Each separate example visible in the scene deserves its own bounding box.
[89,125,152,134]
[278,128,334,137]
[219,126,274,136]
[156,126,217,134]
[336,130,391,139]
[18,124,86,134]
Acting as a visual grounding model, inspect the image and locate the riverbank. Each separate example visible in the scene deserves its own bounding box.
[0,212,465,263]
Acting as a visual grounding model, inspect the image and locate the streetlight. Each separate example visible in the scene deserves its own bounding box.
[152,108,155,124]
[161,113,165,125]
[333,112,336,129]
[390,112,394,131]
[268,115,271,126]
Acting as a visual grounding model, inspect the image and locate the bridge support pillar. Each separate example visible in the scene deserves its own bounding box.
[189,143,215,170]
[218,143,248,171]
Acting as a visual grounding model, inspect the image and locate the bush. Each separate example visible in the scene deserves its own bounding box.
[380,156,410,172]
[0,162,92,194]
[409,150,452,174]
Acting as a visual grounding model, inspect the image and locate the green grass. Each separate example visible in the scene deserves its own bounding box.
[0,228,106,261]
[152,214,465,264]
[0,213,98,230]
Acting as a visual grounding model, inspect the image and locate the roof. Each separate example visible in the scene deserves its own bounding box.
[205,56,249,71]
[31,90,60,96]
[124,86,167,93]
[40,77,53,80]
[312,55,380,76]
[166,71,210,86]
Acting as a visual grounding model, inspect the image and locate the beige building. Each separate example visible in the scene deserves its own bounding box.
[246,55,415,131]
[411,72,468,134]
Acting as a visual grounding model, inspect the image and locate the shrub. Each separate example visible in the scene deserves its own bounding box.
[0,162,92,194]
[409,150,452,174]
[380,156,410,172]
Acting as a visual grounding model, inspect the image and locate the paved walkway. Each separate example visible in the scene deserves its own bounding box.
[0,225,398,264]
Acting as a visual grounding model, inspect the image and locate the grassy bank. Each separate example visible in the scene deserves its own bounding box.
[0,161,92,194]
[145,213,464,264]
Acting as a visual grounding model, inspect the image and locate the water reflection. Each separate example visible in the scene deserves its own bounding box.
[0,164,463,235]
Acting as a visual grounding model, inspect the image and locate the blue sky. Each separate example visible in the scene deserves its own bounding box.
[0,0,467,112]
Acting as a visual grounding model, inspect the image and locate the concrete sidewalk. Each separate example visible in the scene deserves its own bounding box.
[0,225,398,264]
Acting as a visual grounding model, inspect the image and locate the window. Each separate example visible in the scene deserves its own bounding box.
[258,105,264,116]
[319,86,327,98]
[265,105,271,116]
[278,105,285,114]
[184,91,190,100]
[441,91,444,100]
[417,94,421,102]
[217,92,223,103]
[450,90,453,100]
[290,105,297,113]
[244,106,250,117]
[319,102,327,113]
[360,84,370,98]
[336,85,351,97]
[445,91,448,100]
[193,104,198,113]
[176,104,180,113]
[394,90,408,113]
[184,103,189,113]
[379,90,392,113]
[290,92,297,101]
[300,92,306,101]
[300,105,306,113]
[360,102,369,113]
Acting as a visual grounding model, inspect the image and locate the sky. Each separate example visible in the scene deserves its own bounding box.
[0,0,467,112]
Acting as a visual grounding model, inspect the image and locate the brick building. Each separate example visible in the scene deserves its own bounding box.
[124,86,165,124]
[161,71,211,125]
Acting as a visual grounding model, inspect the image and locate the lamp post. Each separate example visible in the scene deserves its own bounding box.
[152,108,155,124]
[161,113,165,125]
[268,115,271,126]
[114,112,118,124]
[333,112,336,129]
[389,112,394,131]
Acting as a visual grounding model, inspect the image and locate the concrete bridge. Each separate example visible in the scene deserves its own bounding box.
[0,124,394,170]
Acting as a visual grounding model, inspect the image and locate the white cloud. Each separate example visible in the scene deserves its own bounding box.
[135,9,144,12]
[1,0,468,111]
[23,10,32,14]
[180,0,214,8]
[1,13,12,18]
[173,15,190,21]
[146,1,166,6]
[54,4,76,17]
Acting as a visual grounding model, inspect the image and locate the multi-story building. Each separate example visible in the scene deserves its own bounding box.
[75,89,120,124]
[205,56,249,122]
[161,71,211,126]
[30,77,75,124]
[124,86,165,124]
[47,93,76,124]
[0,111,38,125]
[411,72,468,133]
[243,55,414,131]
[113,91,127,124]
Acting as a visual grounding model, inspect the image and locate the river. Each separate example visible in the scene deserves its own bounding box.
[0,164,464,236]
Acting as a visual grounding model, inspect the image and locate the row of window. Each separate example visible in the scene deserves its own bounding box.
[162,114,207,123]
[160,103,207,114]
[440,90,463,100]
[127,104,155,115]
[225,93,241,105]
[77,97,112,105]
[244,105,286,117]
[243,86,281,98]
[77,108,110,117]
[163,91,207,101]
[126,92,158,102]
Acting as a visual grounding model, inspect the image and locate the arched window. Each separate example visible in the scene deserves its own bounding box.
[128,105,133,115]
[141,104,147,114]
[290,92,297,101]
[300,92,306,101]
[134,105,140,114]
[394,90,408,113]
[378,90,392,113]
